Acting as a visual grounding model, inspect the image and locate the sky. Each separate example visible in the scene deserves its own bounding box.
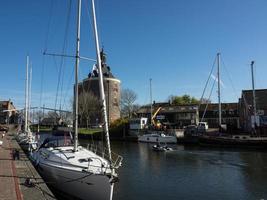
[0,0,267,110]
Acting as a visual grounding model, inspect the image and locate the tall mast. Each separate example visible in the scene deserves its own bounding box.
[217,53,222,127]
[251,61,257,130]
[74,0,81,152]
[25,55,29,133]
[28,63,32,128]
[150,78,153,126]
[91,0,112,162]
[28,63,33,151]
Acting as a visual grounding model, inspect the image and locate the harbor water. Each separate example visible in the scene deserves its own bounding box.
[47,136,267,200]
[108,141,267,200]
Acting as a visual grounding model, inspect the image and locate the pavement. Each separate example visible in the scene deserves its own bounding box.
[0,127,56,200]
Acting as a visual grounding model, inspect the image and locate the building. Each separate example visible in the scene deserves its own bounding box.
[137,101,239,129]
[137,102,199,128]
[199,103,239,129]
[77,49,120,126]
[239,89,267,131]
[0,100,17,124]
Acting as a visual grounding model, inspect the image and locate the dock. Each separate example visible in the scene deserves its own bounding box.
[0,127,56,200]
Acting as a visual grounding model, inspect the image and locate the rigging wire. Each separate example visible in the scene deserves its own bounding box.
[199,55,217,104]
[85,0,101,53]
[39,0,54,113]
[59,0,74,115]
[54,0,72,112]
[221,57,240,100]
[200,77,217,122]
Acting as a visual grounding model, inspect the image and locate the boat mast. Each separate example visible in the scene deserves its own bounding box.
[74,0,81,152]
[28,62,33,151]
[217,53,222,127]
[150,78,153,126]
[25,55,29,133]
[28,63,32,129]
[91,0,112,162]
[251,61,257,131]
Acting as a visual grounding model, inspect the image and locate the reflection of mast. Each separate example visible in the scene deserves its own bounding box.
[251,61,257,131]
[217,53,222,127]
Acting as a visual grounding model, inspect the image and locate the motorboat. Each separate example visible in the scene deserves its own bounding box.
[138,131,177,143]
[152,143,173,151]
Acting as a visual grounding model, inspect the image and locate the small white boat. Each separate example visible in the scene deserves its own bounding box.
[138,132,177,143]
[152,143,173,151]
[0,140,3,146]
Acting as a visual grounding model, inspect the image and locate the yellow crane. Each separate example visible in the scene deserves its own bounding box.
[151,107,162,128]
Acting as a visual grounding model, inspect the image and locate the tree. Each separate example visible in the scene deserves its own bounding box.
[78,92,101,128]
[169,94,200,105]
[120,88,138,118]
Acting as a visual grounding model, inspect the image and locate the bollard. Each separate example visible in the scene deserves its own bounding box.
[12,149,20,160]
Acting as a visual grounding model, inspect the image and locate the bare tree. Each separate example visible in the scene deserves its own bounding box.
[120,88,138,118]
[78,92,101,128]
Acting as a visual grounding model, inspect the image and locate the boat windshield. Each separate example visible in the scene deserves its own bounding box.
[40,133,74,148]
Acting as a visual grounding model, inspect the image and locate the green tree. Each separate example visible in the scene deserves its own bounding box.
[170,94,200,105]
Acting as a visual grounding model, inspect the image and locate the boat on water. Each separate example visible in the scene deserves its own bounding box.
[31,0,122,199]
[32,128,122,199]
[16,55,37,152]
[199,134,267,149]
[138,131,177,143]
[152,143,173,151]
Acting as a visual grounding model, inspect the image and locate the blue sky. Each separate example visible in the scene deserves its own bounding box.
[0,0,267,110]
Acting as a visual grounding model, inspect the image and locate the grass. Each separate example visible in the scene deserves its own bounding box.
[78,128,102,135]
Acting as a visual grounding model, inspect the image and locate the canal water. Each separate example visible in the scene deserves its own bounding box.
[107,141,267,200]
[41,133,267,200]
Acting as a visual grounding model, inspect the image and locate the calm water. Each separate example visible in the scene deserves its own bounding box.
[41,133,267,200]
[107,142,267,200]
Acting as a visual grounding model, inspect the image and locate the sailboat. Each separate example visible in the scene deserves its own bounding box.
[31,0,122,199]
[199,55,267,148]
[17,55,37,152]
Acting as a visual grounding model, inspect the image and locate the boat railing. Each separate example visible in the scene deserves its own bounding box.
[87,143,123,169]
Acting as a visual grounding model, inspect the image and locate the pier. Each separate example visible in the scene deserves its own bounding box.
[0,127,56,200]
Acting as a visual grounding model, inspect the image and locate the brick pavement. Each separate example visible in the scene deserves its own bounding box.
[0,132,22,200]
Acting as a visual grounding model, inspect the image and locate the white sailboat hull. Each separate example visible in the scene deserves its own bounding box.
[38,161,111,200]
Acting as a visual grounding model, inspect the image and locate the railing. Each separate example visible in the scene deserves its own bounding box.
[87,143,123,170]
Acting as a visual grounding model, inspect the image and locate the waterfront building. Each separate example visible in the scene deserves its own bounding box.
[137,101,239,129]
[239,89,267,131]
[77,49,120,126]
[199,103,239,129]
[137,102,199,128]
[0,100,17,124]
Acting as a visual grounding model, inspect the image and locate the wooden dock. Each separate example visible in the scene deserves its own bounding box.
[0,128,56,200]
